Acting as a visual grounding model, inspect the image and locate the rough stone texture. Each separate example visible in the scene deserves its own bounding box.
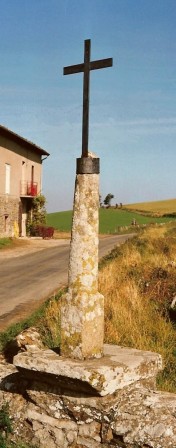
[14,344,162,396]
[111,383,176,447]
[0,195,20,237]
[61,172,104,360]
[0,347,175,448]
[16,327,45,351]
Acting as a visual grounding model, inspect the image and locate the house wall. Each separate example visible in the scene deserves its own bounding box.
[0,196,20,237]
[0,135,42,237]
[0,135,42,197]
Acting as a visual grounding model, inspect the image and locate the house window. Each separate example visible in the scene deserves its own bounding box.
[5,164,11,194]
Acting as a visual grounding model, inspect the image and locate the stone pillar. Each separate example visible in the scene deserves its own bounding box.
[61,157,104,360]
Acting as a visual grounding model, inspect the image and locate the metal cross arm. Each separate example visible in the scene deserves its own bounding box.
[63,58,113,75]
[63,39,113,157]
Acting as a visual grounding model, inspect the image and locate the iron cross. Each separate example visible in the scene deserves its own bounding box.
[63,39,113,157]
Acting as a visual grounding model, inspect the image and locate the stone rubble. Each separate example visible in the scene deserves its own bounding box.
[16,327,45,351]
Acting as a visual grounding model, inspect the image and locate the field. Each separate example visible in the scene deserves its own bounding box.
[47,208,174,234]
[125,198,176,215]
[47,210,72,232]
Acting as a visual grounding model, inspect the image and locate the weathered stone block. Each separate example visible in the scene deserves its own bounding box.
[14,344,162,397]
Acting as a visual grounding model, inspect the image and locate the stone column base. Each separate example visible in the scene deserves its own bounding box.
[14,344,162,397]
[61,291,104,360]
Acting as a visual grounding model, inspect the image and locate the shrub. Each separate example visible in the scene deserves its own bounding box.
[31,195,46,226]
[26,194,47,236]
[30,225,54,239]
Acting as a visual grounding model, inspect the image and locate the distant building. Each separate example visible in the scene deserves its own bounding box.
[0,125,49,237]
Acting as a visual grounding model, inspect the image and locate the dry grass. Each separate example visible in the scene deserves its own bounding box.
[36,295,62,349]
[54,230,71,239]
[32,222,176,391]
[99,223,176,392]
[125,198,176,215]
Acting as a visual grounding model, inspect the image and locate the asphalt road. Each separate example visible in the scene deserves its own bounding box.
[0,234,133,329]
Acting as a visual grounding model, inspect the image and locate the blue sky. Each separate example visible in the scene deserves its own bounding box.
[0,0,176,211]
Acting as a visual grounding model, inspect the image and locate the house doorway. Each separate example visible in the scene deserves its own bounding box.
[21,199,32,237]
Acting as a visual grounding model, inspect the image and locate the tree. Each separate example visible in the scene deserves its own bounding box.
[99,194,102,207]
[104,193,114,207]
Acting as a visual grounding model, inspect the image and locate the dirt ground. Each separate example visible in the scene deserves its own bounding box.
[0,235,71,260]
[0,232,109,260]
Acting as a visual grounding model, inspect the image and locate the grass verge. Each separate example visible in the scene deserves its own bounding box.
[0,239,12,250]
[99,222,176,392]
[0,290,64,354]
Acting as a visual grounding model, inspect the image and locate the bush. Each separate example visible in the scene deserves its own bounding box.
[30,225,54,239]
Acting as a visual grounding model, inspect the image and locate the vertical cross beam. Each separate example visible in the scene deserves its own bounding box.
[82,39,90,157]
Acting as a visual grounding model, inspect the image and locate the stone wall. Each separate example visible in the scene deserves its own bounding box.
[0,335,175,448]
[0,195,20,237]
[0,360,176,448]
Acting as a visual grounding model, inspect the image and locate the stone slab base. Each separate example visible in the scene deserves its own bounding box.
[14,344,162,396]
[0,345,175,447]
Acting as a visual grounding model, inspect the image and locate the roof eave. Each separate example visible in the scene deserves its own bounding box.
[0,125,50,157]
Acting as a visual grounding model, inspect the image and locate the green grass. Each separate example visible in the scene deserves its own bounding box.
[0,307,46,352]
[47,210,72,232]
[99,208,173,233]
[0,238,12,250]
[0,402,37,448]
[47,208,174,234]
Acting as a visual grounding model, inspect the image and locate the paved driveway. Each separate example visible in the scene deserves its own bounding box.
[0,234,134,330]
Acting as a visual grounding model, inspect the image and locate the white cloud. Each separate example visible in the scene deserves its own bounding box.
[91,116,176,137]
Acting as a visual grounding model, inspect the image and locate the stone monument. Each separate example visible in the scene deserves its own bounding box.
[61,39,113,359]
[12,40,170,448]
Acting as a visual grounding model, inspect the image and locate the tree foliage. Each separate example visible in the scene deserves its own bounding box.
[104,193,114,207]
[27,195,47,236]
[31,195,46,226]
